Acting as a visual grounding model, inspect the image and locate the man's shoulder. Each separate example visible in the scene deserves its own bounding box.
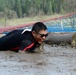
[21,28,31,34]
[22,30,31,34]
[22,31,33,39]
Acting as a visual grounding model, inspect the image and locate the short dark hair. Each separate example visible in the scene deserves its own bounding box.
[32,22,47,33]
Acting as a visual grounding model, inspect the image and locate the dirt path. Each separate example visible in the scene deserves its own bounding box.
[0,44,76,75]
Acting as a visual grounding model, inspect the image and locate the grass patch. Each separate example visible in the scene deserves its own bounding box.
[0,14,63,27]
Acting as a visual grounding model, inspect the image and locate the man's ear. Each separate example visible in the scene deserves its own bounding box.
[32,31,36,36]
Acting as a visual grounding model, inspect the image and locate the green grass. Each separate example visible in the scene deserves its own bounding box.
[0,14,63,27]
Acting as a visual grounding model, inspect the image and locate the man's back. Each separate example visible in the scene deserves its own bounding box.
[0,30,32,50]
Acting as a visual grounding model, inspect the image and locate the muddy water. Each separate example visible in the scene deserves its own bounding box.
[0,44,76,75]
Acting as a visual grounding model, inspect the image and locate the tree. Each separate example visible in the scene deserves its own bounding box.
[48,1,53,15]
[0,0,75,18]
[15,0,22,17]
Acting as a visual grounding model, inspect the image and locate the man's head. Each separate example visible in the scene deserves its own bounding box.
[32,22,48,44]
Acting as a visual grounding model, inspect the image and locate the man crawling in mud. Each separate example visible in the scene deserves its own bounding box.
[0,22,48,53]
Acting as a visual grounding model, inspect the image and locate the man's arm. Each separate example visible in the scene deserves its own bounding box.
[19,40,34,53]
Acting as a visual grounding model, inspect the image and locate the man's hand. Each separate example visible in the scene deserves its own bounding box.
[19,50,25,54]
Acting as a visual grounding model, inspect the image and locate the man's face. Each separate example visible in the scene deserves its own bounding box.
[32,30,48,44]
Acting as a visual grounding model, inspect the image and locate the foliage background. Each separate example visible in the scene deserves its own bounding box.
[0,0,76,19]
